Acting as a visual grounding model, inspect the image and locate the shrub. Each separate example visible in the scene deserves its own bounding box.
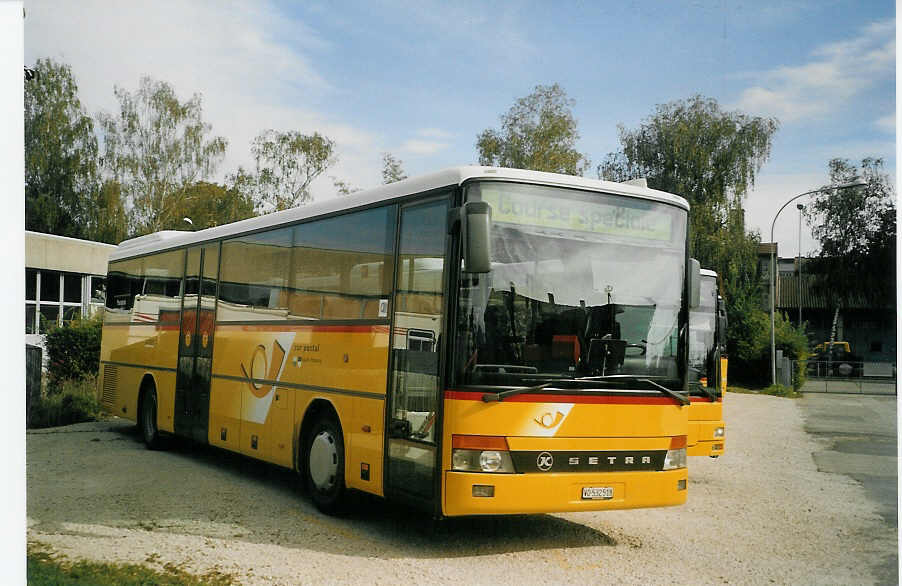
[760,383,801,398]
[28,375,102,429]
[44,313,102,389]
[728,308,808,389]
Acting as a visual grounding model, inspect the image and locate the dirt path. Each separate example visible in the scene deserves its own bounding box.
[27,393,896,584]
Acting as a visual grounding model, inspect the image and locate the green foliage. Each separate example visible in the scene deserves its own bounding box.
[27,545,237,585]
[760,384,801,398]
[382,152,408,184]
[28,376,102,428]
[163,181,256,230]
[476,83,590,175]
[235,129,336,212]
[724,385,760,395]
[729,309,808,388]
[25,58,100,239]
[98,77,228,234]
[86,180,129,244]
[331,176,361,196]
[599,95,778,213]
[805,157,896,308]
[44,314,102,387]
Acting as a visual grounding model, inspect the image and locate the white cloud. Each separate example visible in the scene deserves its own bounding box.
[733,18,895,122]
[399,139,450,156]
[744,172,828,257]
[416,127,454,139]
[392,128,454,157]
[875,113,895,133]
[24,0,380,199]
[403,1,535,66]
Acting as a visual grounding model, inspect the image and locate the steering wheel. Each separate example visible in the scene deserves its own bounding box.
[625,342,647,356]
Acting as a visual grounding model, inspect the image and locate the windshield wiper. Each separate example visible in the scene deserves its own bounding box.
[480,376,690,405]
[575,375,690,406]
[692,383,718,402]
[643,378,691,405]
[482,382,553,403]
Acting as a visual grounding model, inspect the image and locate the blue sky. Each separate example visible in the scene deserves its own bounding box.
[22,0,896,256]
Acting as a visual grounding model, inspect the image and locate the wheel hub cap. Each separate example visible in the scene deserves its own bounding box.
[309,430,338,491]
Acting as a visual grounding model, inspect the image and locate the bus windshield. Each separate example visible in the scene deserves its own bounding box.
[454,181,688,390]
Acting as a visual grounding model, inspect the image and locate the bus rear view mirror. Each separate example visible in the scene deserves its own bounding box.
[717,297,728,347]
[463,201,492,273]
[688,258,701,309]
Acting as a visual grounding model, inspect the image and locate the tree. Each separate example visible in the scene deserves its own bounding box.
[84,180,129,244]
[476,83,589,175]
[164,181,256,230]
[598,96,780,384]
[381,152,407,184]
[25,58,100,238]
[805,157,896,308]
[237,130,336,212]
[97,77,227,235]
[331,176,361,197]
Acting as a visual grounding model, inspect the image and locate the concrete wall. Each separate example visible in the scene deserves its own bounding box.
[26,231,117,275]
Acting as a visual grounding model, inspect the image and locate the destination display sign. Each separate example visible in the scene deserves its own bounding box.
[480,186,673,242]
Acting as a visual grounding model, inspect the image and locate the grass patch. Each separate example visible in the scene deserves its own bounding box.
[27,544,237,586]
[760,384,801,398]
[726,384,801,398]
[725,385,761,395]
[28,375,104,429]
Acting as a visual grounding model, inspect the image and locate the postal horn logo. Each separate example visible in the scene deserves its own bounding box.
[535,411,565,429]
[240,340,288,399]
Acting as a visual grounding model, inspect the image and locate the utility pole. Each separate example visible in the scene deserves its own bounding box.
[797,203,803,327]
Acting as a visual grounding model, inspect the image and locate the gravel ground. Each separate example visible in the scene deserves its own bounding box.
[27,393,896,585]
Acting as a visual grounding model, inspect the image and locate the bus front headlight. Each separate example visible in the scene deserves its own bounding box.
[663,448,687,470]
[451,449,516,473]
[479,450,504,472]
[451,435,516,473]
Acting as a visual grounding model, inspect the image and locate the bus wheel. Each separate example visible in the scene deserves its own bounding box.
[140,385,163,450]
[305,414,346,513]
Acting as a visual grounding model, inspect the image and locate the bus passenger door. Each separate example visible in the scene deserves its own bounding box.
[386,197,449,503]
[174,244,219,443]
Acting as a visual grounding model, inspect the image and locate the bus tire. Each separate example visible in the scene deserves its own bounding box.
[304,413,346,513]
[140,384,163,450]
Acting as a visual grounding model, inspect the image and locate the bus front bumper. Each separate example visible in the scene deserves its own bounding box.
[443,468,687,516]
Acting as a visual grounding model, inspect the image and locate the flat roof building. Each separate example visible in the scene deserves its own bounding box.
[25,231,116,345]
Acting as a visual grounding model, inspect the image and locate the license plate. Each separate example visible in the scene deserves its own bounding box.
[581,486,614,500]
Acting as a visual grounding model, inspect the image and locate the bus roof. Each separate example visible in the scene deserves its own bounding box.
[700,269,718,278]
[111,166,690,261]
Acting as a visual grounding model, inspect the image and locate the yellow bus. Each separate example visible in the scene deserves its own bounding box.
[687,269,726,457]
[98,166,700,516]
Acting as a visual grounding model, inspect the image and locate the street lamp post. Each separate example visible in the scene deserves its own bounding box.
[769,181,866,386]
[797,203,803,327]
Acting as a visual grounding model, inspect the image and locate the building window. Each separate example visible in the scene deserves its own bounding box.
[25,268,94,333]
[25,304,35,334]
[40,305,59,332]
[90,276,106,307]
[41,270,60,303]
[26,268,37,301]
[64,273,82,303]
